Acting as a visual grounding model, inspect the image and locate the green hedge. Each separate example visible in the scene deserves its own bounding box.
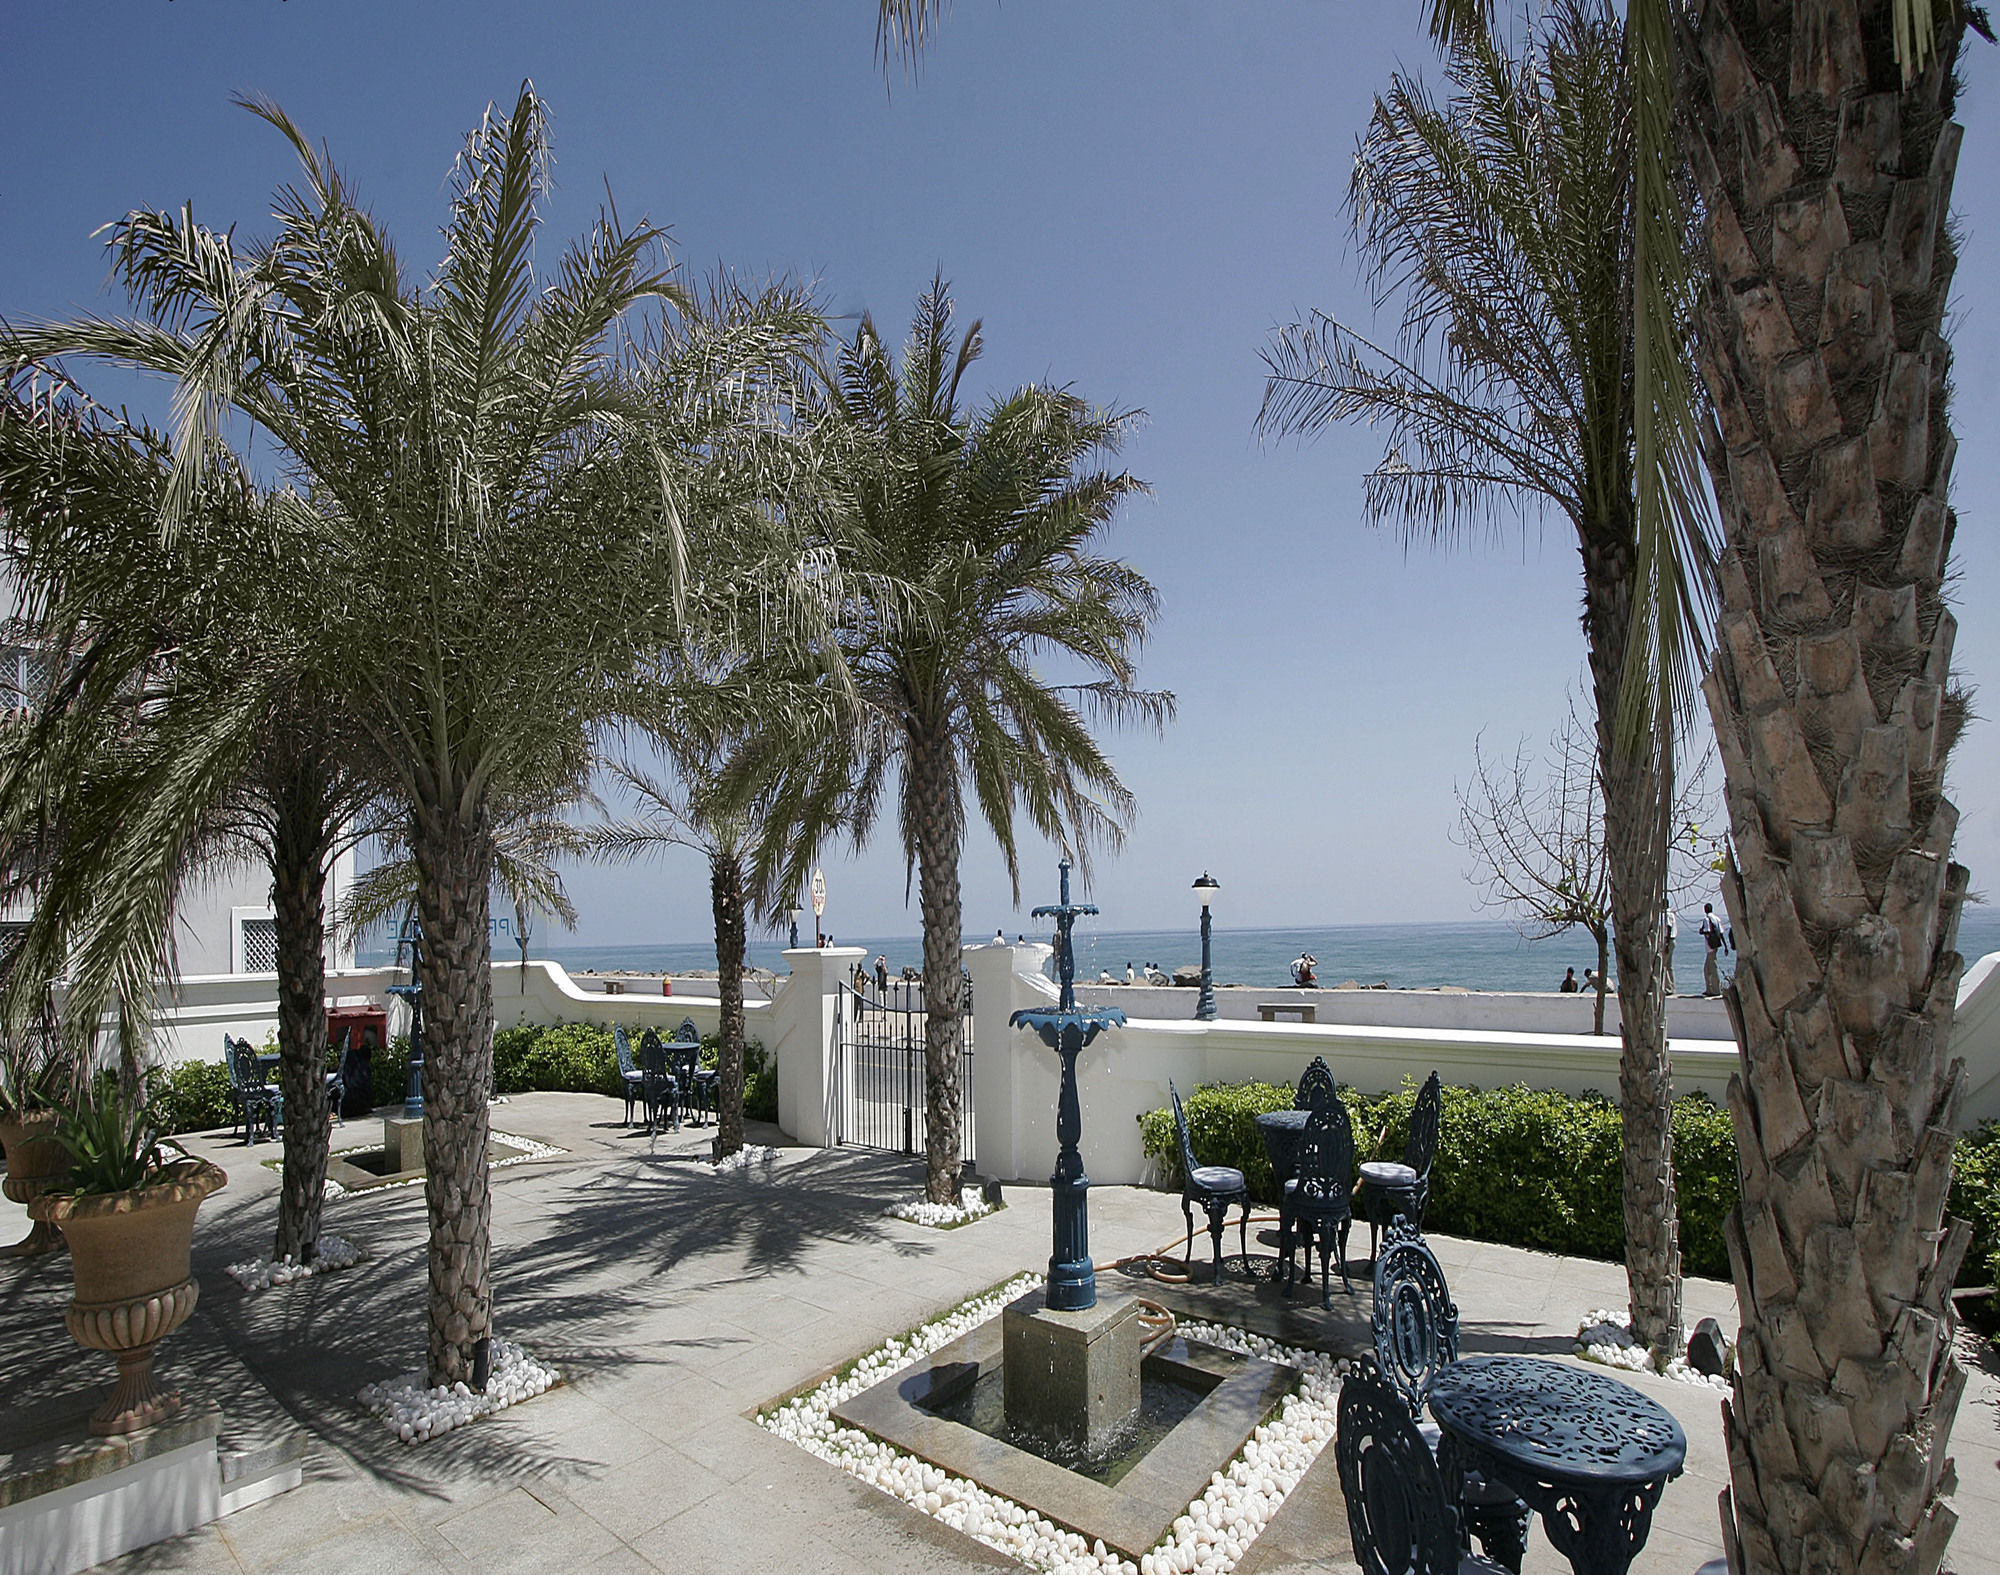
[1141,1077,1739,1279]
[152,1019,775,1134]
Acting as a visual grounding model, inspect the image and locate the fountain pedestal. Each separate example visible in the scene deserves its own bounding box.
[383,1115,425,1175]
[1001,1289,1141,1456]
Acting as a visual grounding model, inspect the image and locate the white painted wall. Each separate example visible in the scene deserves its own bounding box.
[971,942,2000,1187]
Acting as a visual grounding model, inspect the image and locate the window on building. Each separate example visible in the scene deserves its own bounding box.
[240,917,279,973]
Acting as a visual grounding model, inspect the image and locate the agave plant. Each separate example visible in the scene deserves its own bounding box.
[55,1078,187,1197]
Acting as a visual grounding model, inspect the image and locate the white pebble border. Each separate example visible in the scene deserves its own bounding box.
[710,1143,782,1176]
[757,1275,1348,1575]
[886,1195,998,1229]
[359,1338,561,1444]
[1576,1307,1730,1389]
[225,1234,364,1292]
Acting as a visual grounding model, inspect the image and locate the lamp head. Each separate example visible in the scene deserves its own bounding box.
[1192,871,1220,909]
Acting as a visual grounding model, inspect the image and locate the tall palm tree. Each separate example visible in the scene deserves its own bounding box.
[1258,1,1714,1363]
[1679,7,1979,1572]
[5,85,688,1387]
[749,277,1173,1205]
[0,372,375,1268]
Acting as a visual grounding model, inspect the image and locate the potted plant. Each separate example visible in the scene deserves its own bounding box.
[30,1079,226,1434]
[0,1009,83,1257]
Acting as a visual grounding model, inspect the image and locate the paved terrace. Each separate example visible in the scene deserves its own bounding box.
[4,1091,1999,1575]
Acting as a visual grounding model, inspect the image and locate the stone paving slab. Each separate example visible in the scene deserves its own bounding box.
[0,1090,1995,1574]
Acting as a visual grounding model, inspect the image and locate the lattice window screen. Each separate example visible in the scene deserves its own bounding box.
[240,917,278,973]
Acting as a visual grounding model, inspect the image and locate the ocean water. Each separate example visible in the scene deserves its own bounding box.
[363,907,2000,996]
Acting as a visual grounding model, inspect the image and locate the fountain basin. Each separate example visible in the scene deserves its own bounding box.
[832,1304,1296,1561]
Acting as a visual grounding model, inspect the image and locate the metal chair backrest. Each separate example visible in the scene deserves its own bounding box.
[1371,1216,1460,1416]
[1404,1070,1442,1177]
[639,1038,670,1079]
[1294,1099,1355,1209]
[1296,1056,1337,1112]
[614,1025,636,1077]
[228,1039,264,1090]
[1168,1079,1201,1181]
[1336,1365,1464,1575]
[639,1027,666,1062]
[674,1017,700,1045]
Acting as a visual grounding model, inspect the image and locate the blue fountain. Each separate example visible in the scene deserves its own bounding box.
[1011,857,1127,1311]
[1001,858,1139,1454]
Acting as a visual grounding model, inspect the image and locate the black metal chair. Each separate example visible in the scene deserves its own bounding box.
[676,1017,717,1124]
[1360,1069,1442,1261]
[1372,1217,1531,1572]
[638,1033,678,1135]
[1169,1079,1250,1283]
[333,1031,375,1120]
[614,1025,645,1126]
[667,1041,700,1129]
[1283,1098,1355,1305]
[227,1038,280,1144]
[1336,1363,1510,1575]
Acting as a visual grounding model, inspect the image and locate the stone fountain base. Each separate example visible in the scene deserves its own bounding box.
[1002,1290,1141,1457]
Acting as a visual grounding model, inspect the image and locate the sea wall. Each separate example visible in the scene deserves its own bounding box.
[968,942,2000,1187]
[1070,982,1736,1039]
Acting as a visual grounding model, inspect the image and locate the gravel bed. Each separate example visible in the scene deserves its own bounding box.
[358,1339,561,1444]
[225,1233,364,1293]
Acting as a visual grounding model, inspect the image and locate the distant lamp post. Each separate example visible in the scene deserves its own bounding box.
[787,907,804,950]
[1192,872,1220,1021]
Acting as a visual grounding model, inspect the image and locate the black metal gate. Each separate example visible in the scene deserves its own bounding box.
[833,976,974,1163]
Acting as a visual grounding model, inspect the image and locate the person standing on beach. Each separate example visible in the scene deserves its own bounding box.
[1661,907,1678,996]
[1698,903,1729,997]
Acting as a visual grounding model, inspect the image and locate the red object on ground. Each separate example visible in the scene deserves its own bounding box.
[325,1004,388,1056]
[662,978,673,996]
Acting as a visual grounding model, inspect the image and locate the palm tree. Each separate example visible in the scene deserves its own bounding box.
[5,85,688,1387]
[748,277,1173,1205]
[1678,8,1980,1572]
[0,371,375,1268]
[1258,1,1714,1364]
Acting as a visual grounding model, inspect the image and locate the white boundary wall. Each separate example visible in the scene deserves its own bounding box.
[966,941,2000,1187]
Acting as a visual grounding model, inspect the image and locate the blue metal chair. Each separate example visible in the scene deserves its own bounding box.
[1360,1069,1442,1261]
[1284,1098,1355,1305]
[1296,1055,1337,1113]
[1336,1363,1510,1575]
[1169,1079,1250,1283]
[1372,1217,1532,1573]
[614,1026,645,1126]
[638,1033,677,1135]
[227,1038,280,1144]
[676,1017,717,1125]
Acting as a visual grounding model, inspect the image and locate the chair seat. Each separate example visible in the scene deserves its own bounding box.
[1462,1474,1520,1508]
[622,1068,645,1083]
[1360,1160,1419,1187]
[1190,1165,1245,1193]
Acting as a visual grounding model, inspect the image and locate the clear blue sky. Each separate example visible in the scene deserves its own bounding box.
[4,3,1995,946]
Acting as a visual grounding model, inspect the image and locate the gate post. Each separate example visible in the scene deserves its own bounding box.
[773,946,865,1148]
[965,940,1055,1183]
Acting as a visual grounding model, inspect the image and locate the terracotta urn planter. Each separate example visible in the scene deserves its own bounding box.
[0,1109,72,1257]
[30,1158,227,1434]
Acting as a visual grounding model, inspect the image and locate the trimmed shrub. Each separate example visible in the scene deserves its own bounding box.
[743,1039,777,1123]
[148,1058,238,1135]
[1139,1077,1738,1280]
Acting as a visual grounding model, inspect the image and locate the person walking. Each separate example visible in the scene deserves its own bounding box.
[1661,906,1679,995]
[1698,903,1730,997]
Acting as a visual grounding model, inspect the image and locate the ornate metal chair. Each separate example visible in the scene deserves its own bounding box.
[676,1017,717,1124]
[1283,1098,1355,1305]
[227,1038,280,1144]
[1372,1217,1532,1573]
[667,1041,700,1130]
[613,1026,645,1126]
[1336,1363,1510,1575]
[1169,1079,1250,1283]
[638,1031,678,1134]
[1360,1069,1442,1261]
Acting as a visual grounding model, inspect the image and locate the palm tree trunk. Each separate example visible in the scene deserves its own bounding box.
[712,849,748,1158]
[1593,925,1609,1036]
[411,797,496,1390]
[1685,8,1970,1571]
[1583,527,1684,1364]
[270,783,334,1266]
[909,729,964,1206]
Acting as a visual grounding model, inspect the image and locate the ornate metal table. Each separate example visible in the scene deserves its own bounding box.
[1427,1356,1685,1575]
[1252,1109,1309,1255]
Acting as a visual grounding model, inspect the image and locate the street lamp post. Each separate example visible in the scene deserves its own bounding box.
[1193,872,1220,1021]
[787,907,803,950]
